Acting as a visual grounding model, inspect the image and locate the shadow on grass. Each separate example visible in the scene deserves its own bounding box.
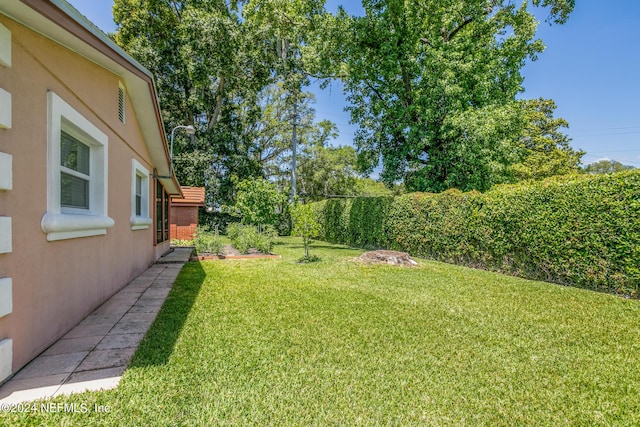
[129,261,206,367]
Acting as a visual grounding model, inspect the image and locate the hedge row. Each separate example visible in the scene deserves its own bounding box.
[311,171,640,296]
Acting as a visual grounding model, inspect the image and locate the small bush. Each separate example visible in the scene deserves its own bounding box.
[171,239,194,247]
[255,225,277,254]
[227,223,276,254]
[226,222,242,242]
[234,227,257,254]
[297,254,321,263]
[234,178,286,226]
[194,226,223,255]
[254,234,273,254]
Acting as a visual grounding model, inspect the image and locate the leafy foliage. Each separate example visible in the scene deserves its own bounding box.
[297,142,361,202]
[113,0,276,207]
[511,98,584,181]
[233,177,286,226]
[318,197,394,250]
[243,0,325,95]
[226,223,277,254]
[309,0,575,192]
[194,226,223,255]
[312,170,640,296]
[114,0,580,201]
[253,85,361,201]
[582,159,635,174]
[356,178,403,197]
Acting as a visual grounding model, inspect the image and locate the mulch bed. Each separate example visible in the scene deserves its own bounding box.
[192,244,281,261]
[194,254,281,260]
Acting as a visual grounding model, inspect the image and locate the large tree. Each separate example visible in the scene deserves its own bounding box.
[113,0,271,130]
[242,0,328,200]
[113,0,274,207]
[297,140,361,202]
[309,0,574,192]
[113,0,330,206]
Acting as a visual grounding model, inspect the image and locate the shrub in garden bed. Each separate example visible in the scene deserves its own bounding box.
[193,226,223,255]
[171,239,194,247]
[311,171,640,296]
[226,223,276,254]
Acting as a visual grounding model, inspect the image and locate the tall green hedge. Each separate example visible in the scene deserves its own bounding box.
[311,171,640,296]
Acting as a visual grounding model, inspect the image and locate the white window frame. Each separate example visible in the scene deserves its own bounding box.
[41,91,114,241]
[130,159,152,230]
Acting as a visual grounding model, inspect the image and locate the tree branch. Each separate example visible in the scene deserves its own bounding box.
[208,75,225,129]
[444,16,474,42]
[170,1,182,21]
[364,81,385,103]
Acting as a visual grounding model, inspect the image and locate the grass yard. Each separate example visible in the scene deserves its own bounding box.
[4,237,640,426]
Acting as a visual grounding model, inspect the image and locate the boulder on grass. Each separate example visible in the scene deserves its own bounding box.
[357,250,418,266]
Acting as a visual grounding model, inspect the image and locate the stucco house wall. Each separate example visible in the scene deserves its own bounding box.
[0,1,181,382]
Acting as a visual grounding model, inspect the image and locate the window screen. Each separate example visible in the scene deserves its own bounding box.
[60,130,90,209]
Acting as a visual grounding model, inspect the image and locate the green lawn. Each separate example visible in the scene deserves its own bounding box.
[4,238,640,426]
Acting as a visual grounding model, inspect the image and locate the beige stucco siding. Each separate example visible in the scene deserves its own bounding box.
[0,16,163,374]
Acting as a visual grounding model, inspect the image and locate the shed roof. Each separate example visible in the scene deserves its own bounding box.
[172,187,205,207]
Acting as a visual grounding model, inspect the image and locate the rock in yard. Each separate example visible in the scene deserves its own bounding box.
[357,250,418,266]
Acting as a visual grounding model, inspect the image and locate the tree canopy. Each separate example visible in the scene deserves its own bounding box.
[114,0,277,206]
[510,98,584,181]
[113,0,579,202]
[308,0,575,192]
[582,159,635,175]
[233,177,285,226]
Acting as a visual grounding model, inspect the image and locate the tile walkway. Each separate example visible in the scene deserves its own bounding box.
[0,248,193,404]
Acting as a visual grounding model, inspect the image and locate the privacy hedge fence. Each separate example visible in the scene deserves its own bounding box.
[311,171,640,296]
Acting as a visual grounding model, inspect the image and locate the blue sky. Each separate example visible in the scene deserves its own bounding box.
[67,0,640,167]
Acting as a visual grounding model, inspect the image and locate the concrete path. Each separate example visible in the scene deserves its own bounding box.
[0,248,192,404]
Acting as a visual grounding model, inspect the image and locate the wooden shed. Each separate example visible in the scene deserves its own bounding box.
[170,186,205,241]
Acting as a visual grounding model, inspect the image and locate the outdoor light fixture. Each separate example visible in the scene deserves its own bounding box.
[168,125,196,177]
[154,124,196,180]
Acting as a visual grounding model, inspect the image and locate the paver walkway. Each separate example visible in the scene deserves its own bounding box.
[0,248,192,404]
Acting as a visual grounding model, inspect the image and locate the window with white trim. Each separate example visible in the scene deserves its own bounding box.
[41,91,114,241]
[130,159,152,230]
